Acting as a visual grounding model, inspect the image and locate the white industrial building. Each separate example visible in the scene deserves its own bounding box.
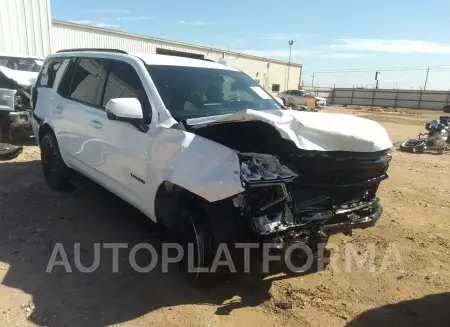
[0,0,302,93]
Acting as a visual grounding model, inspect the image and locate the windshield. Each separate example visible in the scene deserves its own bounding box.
[146,65,282,120]
[0,56,43,72]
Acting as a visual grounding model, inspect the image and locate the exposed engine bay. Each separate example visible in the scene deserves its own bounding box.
[185,118,391,256]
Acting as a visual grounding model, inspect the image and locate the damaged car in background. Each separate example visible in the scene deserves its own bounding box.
[0,54,42,142]
[32,50,392,283]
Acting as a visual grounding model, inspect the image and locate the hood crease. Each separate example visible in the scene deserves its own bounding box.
[186,109,392,152]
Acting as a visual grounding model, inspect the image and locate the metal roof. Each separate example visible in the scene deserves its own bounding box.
[52,20,303,68]
[49,49,241,70]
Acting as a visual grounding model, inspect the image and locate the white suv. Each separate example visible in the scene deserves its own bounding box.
[32,49,392,281]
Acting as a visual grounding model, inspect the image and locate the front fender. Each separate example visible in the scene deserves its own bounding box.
[149,128,245,203]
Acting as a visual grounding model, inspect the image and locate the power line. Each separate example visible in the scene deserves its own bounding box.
[309,64,450,74]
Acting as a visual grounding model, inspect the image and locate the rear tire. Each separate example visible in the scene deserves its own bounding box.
[40,132,71,190]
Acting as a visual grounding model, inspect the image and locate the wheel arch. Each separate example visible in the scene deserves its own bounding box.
[38,123,70,167]
[153,180,246,245]
[38,123,55,142]
[153,180,208,230]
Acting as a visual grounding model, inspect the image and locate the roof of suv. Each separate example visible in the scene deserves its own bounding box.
[134,53,238,71]
[51,49,238,71]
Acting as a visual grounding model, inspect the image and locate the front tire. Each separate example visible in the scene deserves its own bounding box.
[40,132,71,190]
[177,204,213,285]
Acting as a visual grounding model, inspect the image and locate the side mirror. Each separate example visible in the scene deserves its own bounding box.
[105,98,145,125]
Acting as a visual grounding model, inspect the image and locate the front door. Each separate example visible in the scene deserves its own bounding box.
[84,59,153,212]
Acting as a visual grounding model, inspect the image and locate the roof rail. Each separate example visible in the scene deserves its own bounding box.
[56,48,128,54]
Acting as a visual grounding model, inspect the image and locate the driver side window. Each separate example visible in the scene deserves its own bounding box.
[102,60,151,123]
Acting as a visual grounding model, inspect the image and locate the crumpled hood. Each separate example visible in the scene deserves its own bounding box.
[186,109,393,152]
[0,66,38,87]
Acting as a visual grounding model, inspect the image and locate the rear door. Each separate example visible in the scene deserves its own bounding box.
[52,57,110,175]
[33,57,66,138]
[293,90,306,105]
[285,90,296,105]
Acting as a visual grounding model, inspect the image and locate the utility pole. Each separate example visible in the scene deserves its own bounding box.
[375,71,381,89]
[286,40,293,90]
[424,67,430,90]
[311,73,315,87]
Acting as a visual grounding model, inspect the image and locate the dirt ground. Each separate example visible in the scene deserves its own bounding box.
[1,107,449,327]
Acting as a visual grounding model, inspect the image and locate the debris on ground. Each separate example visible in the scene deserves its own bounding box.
[0,143,23,160]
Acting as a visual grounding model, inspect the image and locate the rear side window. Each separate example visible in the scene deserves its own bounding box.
[102,60,151,120]
[37,58,64,88]
[58,58,78,97]
[62,58,109,107]
[58,58,110,107]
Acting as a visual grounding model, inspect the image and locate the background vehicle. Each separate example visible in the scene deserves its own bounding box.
[400,117,450,153]
[277,89,327,108]
[0,54,42,141]
[33,49,391,283]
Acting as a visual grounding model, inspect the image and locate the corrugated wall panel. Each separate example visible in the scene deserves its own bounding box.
[51,21,302,93]
[52,23,209,56]
[0,0,51,57]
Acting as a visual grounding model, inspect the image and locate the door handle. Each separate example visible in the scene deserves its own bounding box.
[54,105,64,113]
[91,120,103,129]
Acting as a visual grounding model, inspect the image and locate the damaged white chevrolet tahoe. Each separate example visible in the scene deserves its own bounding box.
[32,49,392,281]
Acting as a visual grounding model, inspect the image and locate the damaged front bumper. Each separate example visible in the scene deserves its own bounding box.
[0,109,33,139]
[0,88,33,139]
[251,198,383,243]
[321,199,382,235]
[8,110,32,130]
[231,149,391,251]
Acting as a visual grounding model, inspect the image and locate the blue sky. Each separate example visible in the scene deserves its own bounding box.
[50,0,450,90]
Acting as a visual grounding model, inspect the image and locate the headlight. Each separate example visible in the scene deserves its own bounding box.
[0,88,17,111]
